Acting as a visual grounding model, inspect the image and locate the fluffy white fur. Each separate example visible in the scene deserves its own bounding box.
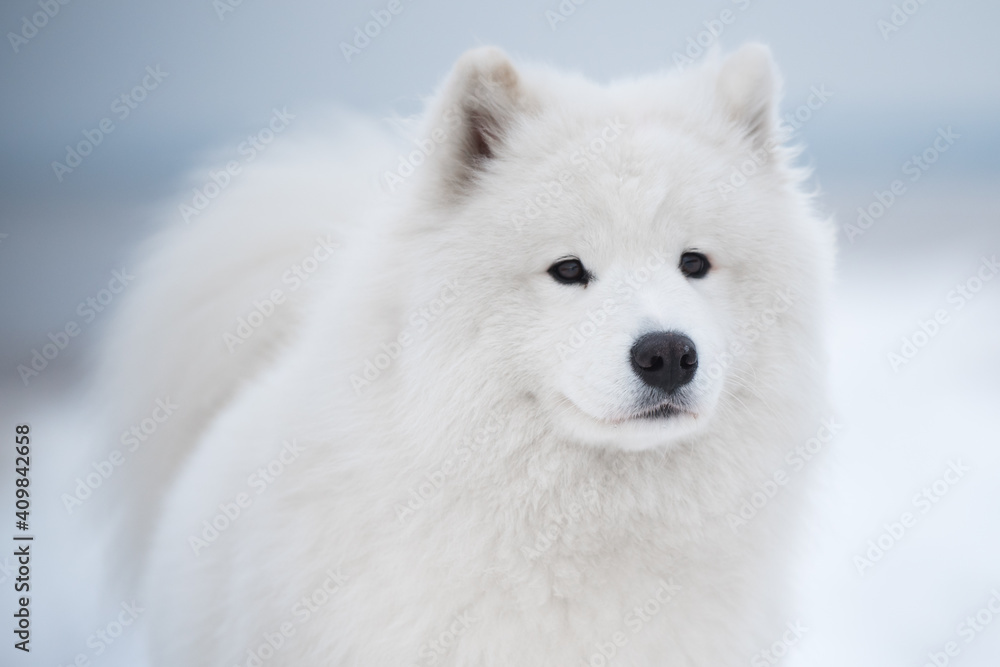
[99,44,835,666]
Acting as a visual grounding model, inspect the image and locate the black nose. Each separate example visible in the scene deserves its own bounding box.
[630,332,698,394]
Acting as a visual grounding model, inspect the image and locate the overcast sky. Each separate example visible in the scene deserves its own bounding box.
[1,0,998,185]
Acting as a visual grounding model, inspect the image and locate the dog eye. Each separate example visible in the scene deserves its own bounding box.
[679,252,710,279]
[548,258,590,286]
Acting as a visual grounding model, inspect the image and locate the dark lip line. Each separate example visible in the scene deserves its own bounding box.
[633,401,682,420]
[632,401,681,419]
[576,396,692,426]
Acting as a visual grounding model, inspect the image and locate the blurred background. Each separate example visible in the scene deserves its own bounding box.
[1,1,998,665]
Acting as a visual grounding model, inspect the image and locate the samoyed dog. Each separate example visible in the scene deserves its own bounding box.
[98,44,834,666]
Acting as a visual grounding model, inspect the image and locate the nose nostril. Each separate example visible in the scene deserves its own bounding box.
[629,332,698,394]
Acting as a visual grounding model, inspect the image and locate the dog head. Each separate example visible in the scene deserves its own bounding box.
[397,45,832,451]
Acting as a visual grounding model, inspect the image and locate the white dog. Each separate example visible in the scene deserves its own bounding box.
[97,44,834,666]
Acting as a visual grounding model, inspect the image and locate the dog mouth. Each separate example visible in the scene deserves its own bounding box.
[632,400,684,420]
[567,395,694,427]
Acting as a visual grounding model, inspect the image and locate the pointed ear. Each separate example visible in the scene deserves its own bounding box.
[715,43,781,149]
[424,47,532,198]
